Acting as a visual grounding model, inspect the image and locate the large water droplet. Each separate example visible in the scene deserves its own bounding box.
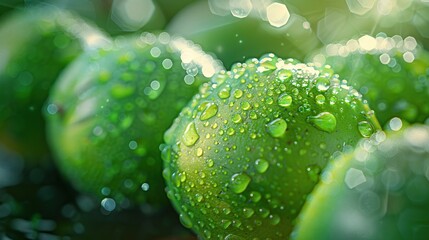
[183,122,200,146]
[308,112,337,133]
[278,93,292,107]
[200,103,218,121]
[315,77,330,92]
[277,69,293,81]
[218,87,231,99]
[358,120,374,137]
[179,213,193,228]
[266,118,287,138]
[230,173,251,194]
[254,159,269,173]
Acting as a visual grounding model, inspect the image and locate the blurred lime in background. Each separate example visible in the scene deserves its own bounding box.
[167,0,322,68]
[292,126,429,240]
[309,34,429,127]
[45,32,222,211]
[0,5,109,160]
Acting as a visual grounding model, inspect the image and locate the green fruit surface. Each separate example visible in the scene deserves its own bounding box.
[292,125,429,240]
[167,1,321,68]
[309,34,429,127]
[45,32,223,209]
[162,54,380,239]
[0,6,108,158]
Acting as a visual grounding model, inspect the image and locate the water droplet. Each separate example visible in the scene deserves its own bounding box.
[278,93,292,107]
[242,207,255,218]
[315,77,330,92]
[308,112,337,133]
[257,56,277,74]
[277,69,293,81]
[221,219,232,229]
[254,159,269,173]
[241,101,251,110]
[179,213,193,228]
[234,89,243,99]
[266,118,287,138]
[250,191,262,203]
[196,147,203,157]
[315,94,326,104]
[200,103,218,121]
[230,173,251,194]
[218,87,231,99]
[183,122,200,146]
[358,121,374,137]
[232,114,242,123]
[269,214,281,225]
[306,164,321,182]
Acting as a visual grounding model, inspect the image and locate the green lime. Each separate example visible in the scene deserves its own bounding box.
[292,125,429,240]
[45,32,223,210]
[162,53,380,238]
[309,34,429,127]
[0,6,109,159]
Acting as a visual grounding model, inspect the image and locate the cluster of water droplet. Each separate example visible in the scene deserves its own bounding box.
[310,33,429,126]
[292,125,429,240]
[162,53,380,239]
[45,32,222,211]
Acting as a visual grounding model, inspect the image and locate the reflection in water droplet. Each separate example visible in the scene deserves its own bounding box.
[200,103,218,120]
[315,77,331,92]
[266,118,287,138]
[230,173,251,194]
[278,93,292,107]
[183,122,200,146]
[308,112,337,133]
[254,159,269,173]
[358,121,374,137]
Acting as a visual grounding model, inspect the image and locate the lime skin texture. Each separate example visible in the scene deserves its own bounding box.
[309,34,429,127]
[0,6,108,159]
[162,53,381,239]
[292,125,429,240]
[45,32,223,210]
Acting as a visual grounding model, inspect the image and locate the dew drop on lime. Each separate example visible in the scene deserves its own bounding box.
[182,122,200,146]
[277,69,293,81]
[358,120,374,137]
[315,77,330,92]
[234,89,243,99]
[218,87,231,99]
[266,118,287,138]
[254,159,269,173]
[230,173,251,194]
[269,214,281,225]
[308,112,337,133]
[179,213,193,228]
[250,191,262,203]
[200,103,218,120]
[306,164,322,182]
[315,94,326,104]
[242,207,255,218]
[232,113,242,123]
[278,93,292,107]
